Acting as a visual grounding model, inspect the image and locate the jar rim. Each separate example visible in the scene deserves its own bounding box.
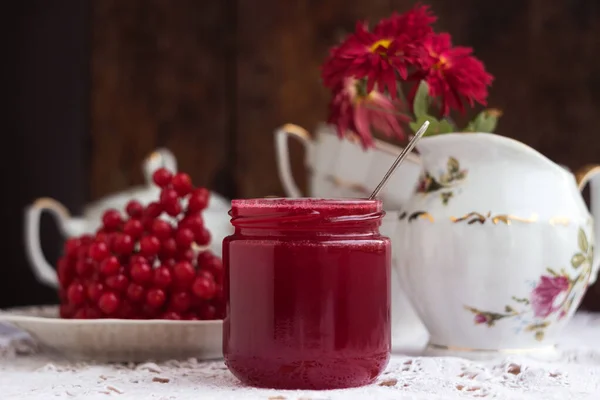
[231,197,381,212]
[229,198,383,230]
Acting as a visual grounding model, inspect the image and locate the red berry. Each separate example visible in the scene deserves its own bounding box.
[179,215,204,237]
[89,242,109,262]
[192,277,216,300]
[125,200,144,218]
[163,258,177,268]
[196,269,215,281]
[59,288,68,303]
[67,283,86,305]
[76,245,89,260]
[73,308,87,319]
[60,303,76,318]
[171,173,193,196]
[214,285,225,302]
[130,255,148,265]
[95,230,110,244]
[184,313,200,320]
[159,238,178,260]
[161,311,182,320]
[188,188,209,212]
[164,201,183,217]
[173,261,195,285]
[141,304,159,319]
[75,258,95,278]
[130,262,153,284]
[152,167,173,188]
[175,228,195,249]
[170,291,191,313]
[151,219,173,240]
[141,217,154,231]
[146,288,166,308]
[80,235,94,245]
[153,266,172,289]
[100,256,121,276]
[127,283,145,303]
[86,307,102,319]
[123,219,144,239]
[177,249,194,263]
[159,188,179,207]
[204,256,223,280]
[57,257,74,286]
[195,228,211,246]
[140,235,161,257]
[112,233,135,255]
[145,202,163,219]
[200,303,217,320]
[197,250,215,266]
[214,306,226,320]
[87,282,104,302]
[118,300,139,319]
[98,292,120,315]
[102,209,122,231]
[64,238,81,258]
[106,274,129,292]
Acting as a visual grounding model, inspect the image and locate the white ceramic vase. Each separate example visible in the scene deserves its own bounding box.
[274,123,428,350]
[395,132,600,359]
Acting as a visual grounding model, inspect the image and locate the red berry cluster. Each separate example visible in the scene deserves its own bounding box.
[57,168,224,321]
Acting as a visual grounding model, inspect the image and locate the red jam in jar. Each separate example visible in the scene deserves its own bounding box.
[223,198,391,389]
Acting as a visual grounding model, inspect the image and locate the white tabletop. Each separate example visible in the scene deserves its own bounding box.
[1,313,599,400]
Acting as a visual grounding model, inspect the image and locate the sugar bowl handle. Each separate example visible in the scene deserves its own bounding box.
[274,124,314,198]
[24,198,72,288]
[576,164,600,284]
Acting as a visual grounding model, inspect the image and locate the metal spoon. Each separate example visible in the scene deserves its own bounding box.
[368,121,430,200]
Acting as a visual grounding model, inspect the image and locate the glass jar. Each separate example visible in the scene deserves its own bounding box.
[223,198,391,389]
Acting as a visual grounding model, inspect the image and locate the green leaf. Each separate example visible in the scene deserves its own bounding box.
[413,80,430,118]
[440,192,453,205]
[465,109,502,133]
[410,114,456,137]
[546,267,558,276]
[511,296,530,305]
[447,157,460,172]
[578,228,589,253]
[571,253,586,269]
[438,119,455,134]
[409,114,436,133]
[505,305,514,313]
[535,331,545,342]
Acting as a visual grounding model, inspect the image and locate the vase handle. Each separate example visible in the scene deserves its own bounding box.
[274,124,314,198]
[143,148,178,186]
[24,198,72,288]
[576,164,600,284]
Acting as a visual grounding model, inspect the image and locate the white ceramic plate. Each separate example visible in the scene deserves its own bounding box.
[0,305,223,362]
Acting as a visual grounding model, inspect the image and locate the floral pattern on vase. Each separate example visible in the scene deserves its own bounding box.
[465,227,594,341]
[416,157,467,205]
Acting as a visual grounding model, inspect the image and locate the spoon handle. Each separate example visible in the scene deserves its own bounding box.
[369,121,430,200]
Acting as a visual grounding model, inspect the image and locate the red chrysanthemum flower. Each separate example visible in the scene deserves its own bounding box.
[327,78,410,149]
[374,4,437,47]
[411,33,494,115]
[321,4,436,99]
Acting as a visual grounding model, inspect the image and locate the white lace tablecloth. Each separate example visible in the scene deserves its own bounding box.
[1,313,599,400]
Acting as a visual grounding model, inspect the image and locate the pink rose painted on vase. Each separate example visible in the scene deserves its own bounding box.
[530,276,570,318]
[474,313,488,324]
[464,227,593,342]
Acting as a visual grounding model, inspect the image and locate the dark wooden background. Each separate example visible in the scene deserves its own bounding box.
[5,0,600,308]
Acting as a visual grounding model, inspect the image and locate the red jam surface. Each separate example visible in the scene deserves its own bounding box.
[223,198,391,389]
